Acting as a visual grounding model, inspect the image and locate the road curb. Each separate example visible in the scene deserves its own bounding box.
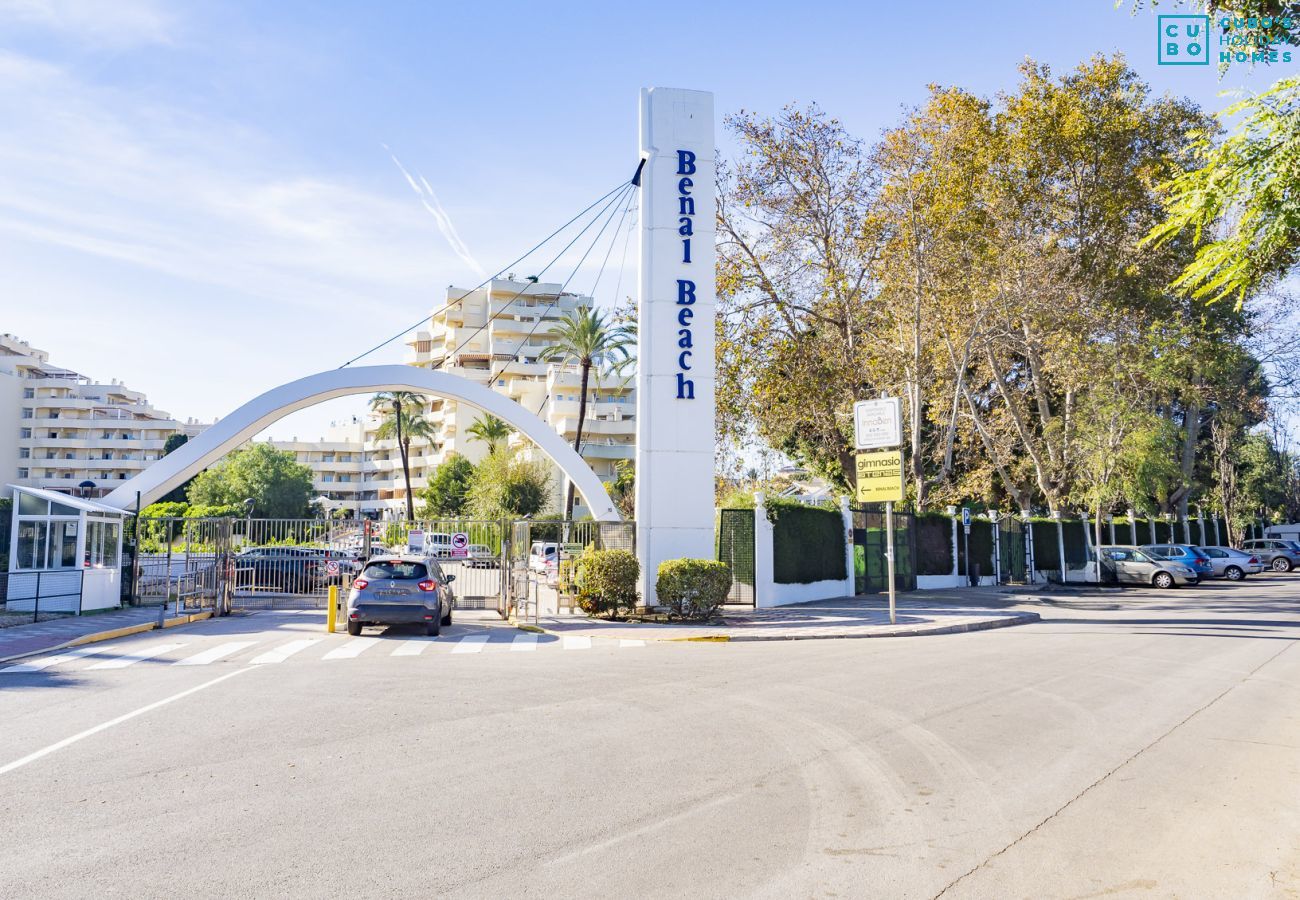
[0,610,221,665]
[529,611,1040,644]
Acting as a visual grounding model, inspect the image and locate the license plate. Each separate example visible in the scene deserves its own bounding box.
[376,589,405,596]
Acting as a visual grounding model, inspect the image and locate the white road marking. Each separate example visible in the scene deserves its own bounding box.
[562,636,592,651]
[619,639,646,648]
[391,639,431,657]
[249,639,320,665]
[451,635,489,654]
[510,634,539,652]
[0,668,253,777]
[86,643,187,670]
[322,637,380,660]
[174,641,258,666]
[1,646,102,673]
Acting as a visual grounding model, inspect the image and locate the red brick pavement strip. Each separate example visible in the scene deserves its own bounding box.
[0,608,212,664]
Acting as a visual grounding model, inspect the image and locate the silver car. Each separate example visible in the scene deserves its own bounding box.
[1199,547,1266,581]
[1099,545,1199,589]
[346,556,455,636]
[1239,539,1300,573]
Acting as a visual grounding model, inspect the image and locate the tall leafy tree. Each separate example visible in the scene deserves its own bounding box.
[420,454,475,518]
[370,391,434,520]
[538,306,634,517]
[187,443,315,518]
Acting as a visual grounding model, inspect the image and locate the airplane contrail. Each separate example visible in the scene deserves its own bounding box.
[382,144,486,278]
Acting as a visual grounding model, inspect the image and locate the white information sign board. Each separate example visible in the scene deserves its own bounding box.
[854,398,902,450]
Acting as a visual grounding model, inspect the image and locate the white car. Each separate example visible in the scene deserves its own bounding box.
[528,541,557,574]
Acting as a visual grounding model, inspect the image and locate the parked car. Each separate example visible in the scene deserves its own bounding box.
[233,547,327,593]
[346,556,455,636]
[1199,546,1265,581]
[1099,545,1199,588]
[528,541,558,574]
[1239,539,1300,573]
[465,544,498,569]
[1140,544,1213,581]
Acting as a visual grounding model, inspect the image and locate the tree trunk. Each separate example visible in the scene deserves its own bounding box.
[401,436,415,521]
[393,401,413,521]
[1177,398,1201,518]
[565,362,592,518]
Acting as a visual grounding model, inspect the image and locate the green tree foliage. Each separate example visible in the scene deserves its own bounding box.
[1145,77,1300,305]
[465,414,512,455]
[420,454,475,518]
[186,443,315,518]
[719,55,1288,522]
[466,451,552,519]
[538,306,635,517]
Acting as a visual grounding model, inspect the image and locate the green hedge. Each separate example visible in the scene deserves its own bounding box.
[1029,519,1060,573]
[1062,519,1089,569]
[1112,521,1133,545]
[716,511,755,586]
[916,514,954,576]
[771,504,846,584]
[657,558,731,620]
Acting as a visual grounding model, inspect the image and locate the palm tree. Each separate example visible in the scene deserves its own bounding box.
[370,391,435,520]
[466,413,513,456]
[538,306,635,517]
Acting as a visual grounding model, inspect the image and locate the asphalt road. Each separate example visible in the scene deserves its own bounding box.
[1,576,1297,899]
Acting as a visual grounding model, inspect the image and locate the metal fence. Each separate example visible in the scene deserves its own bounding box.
[716,509,756,605]
[126,516,637,619]
[133,516,235,614]
[1,570,85,618]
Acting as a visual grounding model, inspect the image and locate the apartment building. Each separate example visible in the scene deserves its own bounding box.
[0,334,205,500]
[277,278,635,519]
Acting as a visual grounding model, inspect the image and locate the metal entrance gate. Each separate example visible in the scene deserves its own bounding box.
[132,516,235,614]
[503,519,636,620]
[716,509,755,605]
[997,516,1027,584]
[378,519,509,614]
[852,505,917,594]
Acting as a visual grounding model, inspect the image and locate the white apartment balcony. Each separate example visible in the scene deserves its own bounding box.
[579,442,635,460]
[551,417,635,437]
[546,400,634,420]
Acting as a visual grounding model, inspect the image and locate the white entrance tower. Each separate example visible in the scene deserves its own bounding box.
[634,87,717,603]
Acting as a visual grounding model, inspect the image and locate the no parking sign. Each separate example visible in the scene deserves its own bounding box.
[450,532,469,558]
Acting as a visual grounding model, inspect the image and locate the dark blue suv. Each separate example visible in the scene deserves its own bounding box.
[1142,545,1213,582]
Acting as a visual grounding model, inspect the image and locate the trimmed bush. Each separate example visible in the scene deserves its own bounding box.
[141,501,189,519]
[657,558,731,620]
[770,504,846,584]
[575,548,639,617]
[916,514,954,576]
[1112,521,1133,545]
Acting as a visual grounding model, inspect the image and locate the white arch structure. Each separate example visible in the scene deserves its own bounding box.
[99,365,620,521]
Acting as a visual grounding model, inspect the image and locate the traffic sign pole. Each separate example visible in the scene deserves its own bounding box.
[885,501,896,625]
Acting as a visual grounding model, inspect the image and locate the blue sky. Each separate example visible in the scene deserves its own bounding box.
[0,0,1285,440]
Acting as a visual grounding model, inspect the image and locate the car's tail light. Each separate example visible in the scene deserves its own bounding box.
[353,578,368,590]
[1194,558,1208,566]
[417,579,439,592]
[1249,557,1259,564]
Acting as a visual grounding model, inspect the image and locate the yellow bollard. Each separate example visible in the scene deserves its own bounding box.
[327,584,338,633]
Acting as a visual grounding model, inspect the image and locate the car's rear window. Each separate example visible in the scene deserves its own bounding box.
[361,561,428,580]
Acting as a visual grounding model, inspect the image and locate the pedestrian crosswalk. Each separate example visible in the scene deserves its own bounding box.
[0,629,650,675]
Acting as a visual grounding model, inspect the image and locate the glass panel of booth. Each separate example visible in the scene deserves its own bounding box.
[82,519,120,569]
[14,517,79,570]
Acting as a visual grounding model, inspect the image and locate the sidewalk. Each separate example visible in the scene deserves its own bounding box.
[0,605,201,663]
[527,589,1040,642]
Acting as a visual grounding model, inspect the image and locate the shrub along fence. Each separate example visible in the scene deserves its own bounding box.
[716,498,1246,601]
[770,503,847,584]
